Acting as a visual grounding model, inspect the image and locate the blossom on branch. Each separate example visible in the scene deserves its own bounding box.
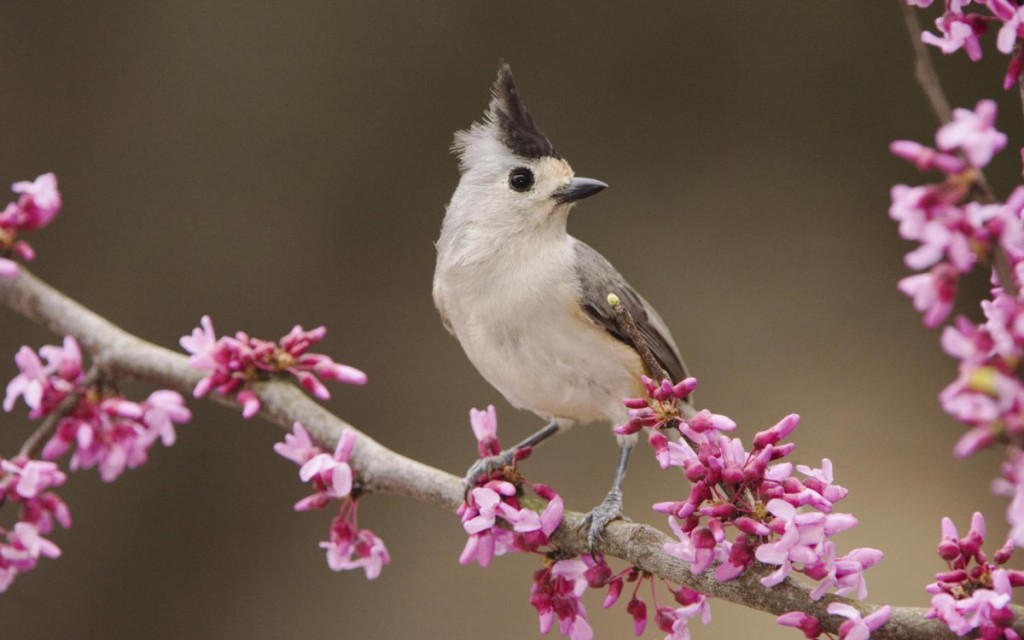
[181,316,366,418]
[889,100,1015,328]
[275,423,389,580]
[0,173,61,278]
[910,0,1024,89]
[623,376,883,604]
[925,513,1022,638]
[457,405,566,569]
[827,603,893,640]
[4,336,191,482]
[0,455,71,592]
[530,558,594,640]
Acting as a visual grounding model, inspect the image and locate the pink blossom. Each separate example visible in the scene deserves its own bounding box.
[500,492,564,539]
[807,543,884,601]
[278,427,389,580]
[755,499,834,587]
[898,264,958,327]
[935,100,1007,168]
[889,184,938,240]
[5,337,188,483]
[463,482,514,534]
[926,512,1023,638]
[777,611,823,639]
[664,516,728,576]
[0,173,63,276]
[935,283,1024,460]
[10,173,61,231]
[0,459,66,499]
[470,405,500,457]
[274,422,322,465]
[615,376,697,434]
[3,338,81,416]
[889,140,966,173]
[530,558,593,640]
[140,390,191,446]
[993,451,1024,546]
[647,386,876,598]
[654,589,712,640]
[457,406,566,566]
[827,603,892,640]
[0,453,72,593]
[992,0,1024,54]
[52,389,191,483]
[298,430,355,499]
[181,316,365,417]
[457,475,563,565]
[8,522,60,560]
[922,12,984,61]
[319,514,390,580]
[458,524,517,568]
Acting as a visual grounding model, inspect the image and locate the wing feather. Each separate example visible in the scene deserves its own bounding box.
[572,239,688,383]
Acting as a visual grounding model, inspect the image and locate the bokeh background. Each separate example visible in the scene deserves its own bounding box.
[0,2,1020,638]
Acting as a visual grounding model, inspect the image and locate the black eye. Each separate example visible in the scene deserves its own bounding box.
[508,168,535,192]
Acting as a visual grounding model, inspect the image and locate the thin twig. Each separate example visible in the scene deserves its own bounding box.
[606,292,668,381]
[898,1,952,123]
[607,292,697,420]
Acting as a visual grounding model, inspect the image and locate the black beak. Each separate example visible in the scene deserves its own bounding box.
[553,177,608,204]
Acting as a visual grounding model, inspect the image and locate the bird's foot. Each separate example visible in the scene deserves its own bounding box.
[463,450,517,499]
[580,489,629,551]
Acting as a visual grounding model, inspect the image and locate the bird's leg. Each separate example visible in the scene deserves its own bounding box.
[463,420,561,498]
[582,441,633,550]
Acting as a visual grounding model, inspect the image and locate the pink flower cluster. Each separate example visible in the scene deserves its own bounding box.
[582,555,712,640]
[275,423,389,579]
[529,558,594,640]
[460,401,741,634]
[926,512,1023,638]
[0,457,71,592]
[181,316,367,418]
[4,336,191,482]
[621,377,883,605]
[528,554,711,640]
[778,604,892,640]
[889,100,1016,328]
[910,0,1024,89]
[892,100,1024,546]
[0,173,61,278]
[940,296,1024,460]
[458,407,564,568]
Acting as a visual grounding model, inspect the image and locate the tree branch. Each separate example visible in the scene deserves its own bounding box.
[0,266,1019,639]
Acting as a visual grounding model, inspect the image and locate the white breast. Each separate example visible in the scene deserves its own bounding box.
[434,235,642,427]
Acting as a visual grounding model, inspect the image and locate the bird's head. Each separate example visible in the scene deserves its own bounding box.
[447,63,606,238]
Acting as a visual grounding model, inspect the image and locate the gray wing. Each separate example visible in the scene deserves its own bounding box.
[572,239,689,383]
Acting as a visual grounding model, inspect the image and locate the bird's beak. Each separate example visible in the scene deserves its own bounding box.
[553,177,608,204]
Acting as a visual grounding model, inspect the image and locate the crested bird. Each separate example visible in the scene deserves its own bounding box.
[433,63,689,547]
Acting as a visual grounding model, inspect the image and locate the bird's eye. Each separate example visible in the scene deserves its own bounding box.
[508,168,535,192]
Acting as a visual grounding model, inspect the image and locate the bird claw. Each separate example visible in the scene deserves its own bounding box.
[580,490,628,551]
[463,450,516,499]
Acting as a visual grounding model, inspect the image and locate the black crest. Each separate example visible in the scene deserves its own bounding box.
[489,62,559,159]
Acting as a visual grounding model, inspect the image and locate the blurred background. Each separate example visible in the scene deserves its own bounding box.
[0,2,1020,638]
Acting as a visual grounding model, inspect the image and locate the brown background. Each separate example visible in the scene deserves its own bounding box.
[0,2,1020,638]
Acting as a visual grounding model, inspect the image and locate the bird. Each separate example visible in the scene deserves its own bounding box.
[433,62,689,547]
